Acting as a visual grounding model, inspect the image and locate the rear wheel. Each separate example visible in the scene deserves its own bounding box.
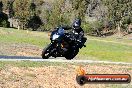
[42,44,52,59]
[65,48,79,60]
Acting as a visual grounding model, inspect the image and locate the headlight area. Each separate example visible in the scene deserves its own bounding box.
[52,34,60,40]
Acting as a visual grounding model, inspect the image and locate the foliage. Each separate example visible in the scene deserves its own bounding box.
[42,0,71,31]
[90,21,104,36]
[26,1,43,31]
[13,0,31,29]
[70,0,89,20]
[102,0,132,33]
[0,1,3,11]
[82,21,93,33]
[10,0,43,30]
[0,20,10,27]
[0,0,132,35]
[7,0,15,18]
[92,21,104,30]
[29,2,36,16]
[0,0,7,11]
[0,2,9,28]
[26,15,43,31]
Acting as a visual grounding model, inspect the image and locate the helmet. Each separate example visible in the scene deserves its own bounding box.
[73,18,81,29]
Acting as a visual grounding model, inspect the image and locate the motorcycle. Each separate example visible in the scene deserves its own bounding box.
[42,27,87,60]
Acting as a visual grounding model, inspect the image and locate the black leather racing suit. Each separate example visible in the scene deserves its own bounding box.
[62,26,85,48]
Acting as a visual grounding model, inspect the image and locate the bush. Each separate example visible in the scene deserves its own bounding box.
[93,21,104,30]
[0,12,10,28]
[83,21,107,36]
[26,15,43,31]
[122,16,132,25]
[0,20,10,28]
[82,22,93,33]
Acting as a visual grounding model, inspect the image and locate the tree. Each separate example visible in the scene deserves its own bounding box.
[0,1,3,12]
[0,1,10,27]
[7,0,15,18]
[70,0,90,20]
[26,1,43,31]
[102,0,132,36]
[42,0,71,30]
[26,14,43,31]
[13,0,30,29]
[29,1,36,16]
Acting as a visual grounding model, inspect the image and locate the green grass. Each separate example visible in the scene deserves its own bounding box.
[79,40,132,62]
[0,61,71,68]
[0,27,50,47]
[0,27,132,62]
[88,35,132,44]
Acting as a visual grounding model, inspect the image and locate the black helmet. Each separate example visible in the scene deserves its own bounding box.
[73,18,81,29]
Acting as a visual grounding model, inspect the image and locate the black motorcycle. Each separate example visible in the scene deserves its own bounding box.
[42,27,87,60]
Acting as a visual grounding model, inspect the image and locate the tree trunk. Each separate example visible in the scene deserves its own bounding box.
[18,21,20,30]
[117,21,122,38]
[18,25,20,30]
[128,24,132,34]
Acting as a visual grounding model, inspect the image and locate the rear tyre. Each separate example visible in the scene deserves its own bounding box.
[65,49,79,60]
[42,44,52,59]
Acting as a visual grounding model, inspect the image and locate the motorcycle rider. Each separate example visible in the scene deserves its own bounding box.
[63,18,85,48]
[54,18,86,49]
[72,18,84,42]
[42,19,86,59]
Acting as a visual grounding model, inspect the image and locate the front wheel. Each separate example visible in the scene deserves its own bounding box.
[42,44,52,59]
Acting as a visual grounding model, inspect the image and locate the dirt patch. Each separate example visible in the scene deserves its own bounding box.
[0,64,132,88]
[0,42,42,57]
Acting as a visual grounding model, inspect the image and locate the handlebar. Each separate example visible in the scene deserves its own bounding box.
[64,33,77,42]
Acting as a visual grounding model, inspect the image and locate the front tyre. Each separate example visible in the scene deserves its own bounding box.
[42,44,52,59]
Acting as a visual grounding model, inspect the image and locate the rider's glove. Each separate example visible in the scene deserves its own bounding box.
[77,39,81,43]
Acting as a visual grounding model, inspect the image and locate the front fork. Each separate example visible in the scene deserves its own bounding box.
[50,41,62,57]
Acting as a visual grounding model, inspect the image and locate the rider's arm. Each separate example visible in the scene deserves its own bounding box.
[62,25,72,30]
[78,28,84,40]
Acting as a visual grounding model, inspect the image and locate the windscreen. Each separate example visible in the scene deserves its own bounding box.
[58,27,64,35]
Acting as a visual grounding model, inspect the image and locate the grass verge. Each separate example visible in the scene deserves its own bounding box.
[0,61,70,68]
[0,27,132,62]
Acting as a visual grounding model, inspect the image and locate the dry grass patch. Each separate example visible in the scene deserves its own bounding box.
[0,62,131,88]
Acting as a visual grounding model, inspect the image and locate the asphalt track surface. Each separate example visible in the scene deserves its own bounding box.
[0,55,132,65]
